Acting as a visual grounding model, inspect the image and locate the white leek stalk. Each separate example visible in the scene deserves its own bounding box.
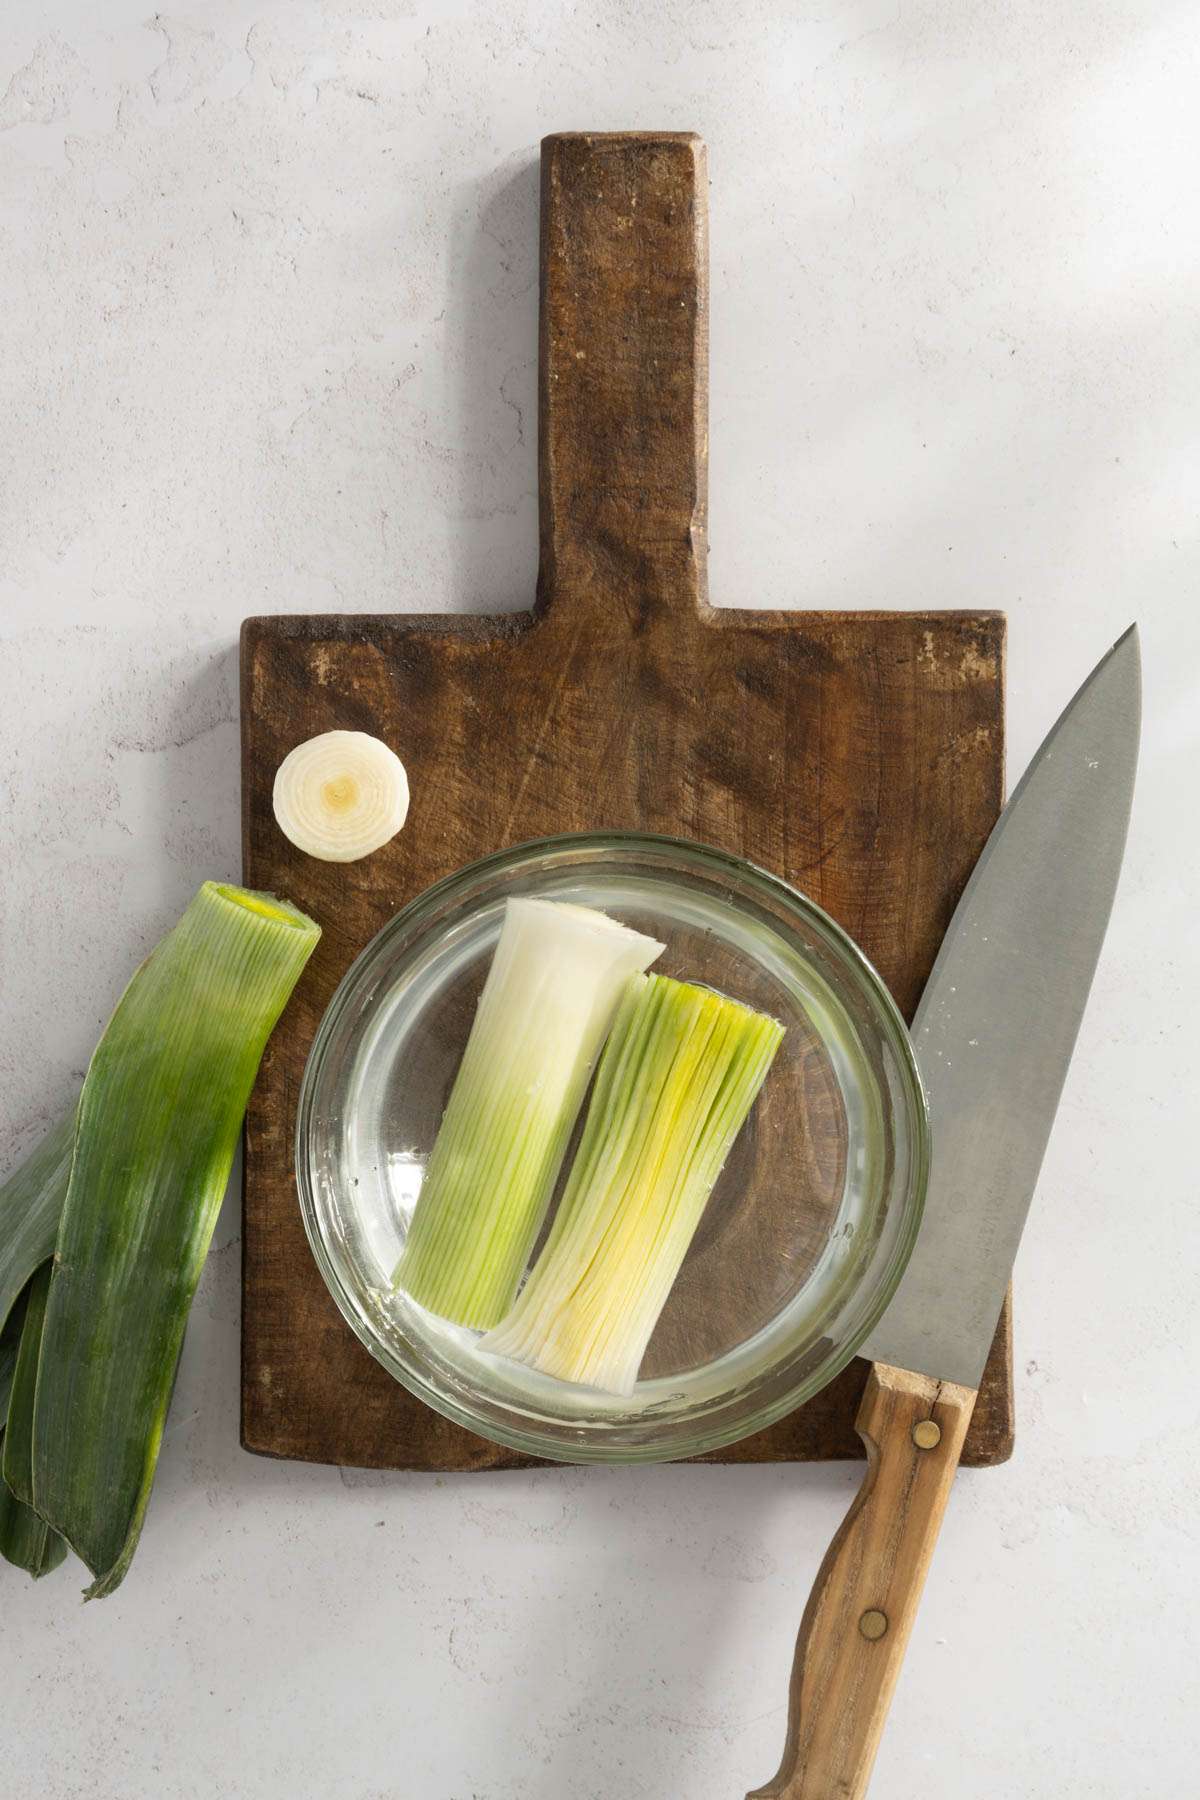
[480,973,784,1395]
[394,899,664,1328]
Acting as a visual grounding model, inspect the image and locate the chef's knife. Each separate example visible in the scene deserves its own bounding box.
[748,625,1141,1800]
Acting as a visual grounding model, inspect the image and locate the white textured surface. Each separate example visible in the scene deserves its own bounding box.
[1,3,1196,1795]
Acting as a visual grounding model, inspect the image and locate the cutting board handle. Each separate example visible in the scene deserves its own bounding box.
[537,132,709,625]
[747,1364,978,1800]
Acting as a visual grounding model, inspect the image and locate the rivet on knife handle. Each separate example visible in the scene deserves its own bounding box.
[746,1365,976,1800]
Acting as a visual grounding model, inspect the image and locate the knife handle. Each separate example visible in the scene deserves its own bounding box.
[747,1364,977,1800]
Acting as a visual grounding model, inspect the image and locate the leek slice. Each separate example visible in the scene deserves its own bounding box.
[395,898,664,1329]
[480,973,784,1395]
[273,730,409,862]
[31,881,320,1597]
[1,1268,66,1579]
[0,1112,74,1343]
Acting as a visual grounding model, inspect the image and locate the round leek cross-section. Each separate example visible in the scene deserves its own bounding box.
[273,730,410,863]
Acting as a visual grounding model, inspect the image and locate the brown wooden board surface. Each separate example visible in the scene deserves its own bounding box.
[241,132,1012,1471]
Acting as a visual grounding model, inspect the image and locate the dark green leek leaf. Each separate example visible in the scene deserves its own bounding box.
[0,1471,67,1580]
[4,1263,53,1507]
[0,1112,74,1342]
[0,1345,15,1424]
[32,882,319,1598]
[0,1294,27,1433]
[1,1280,66,1580]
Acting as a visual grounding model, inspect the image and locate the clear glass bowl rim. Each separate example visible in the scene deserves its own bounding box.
[295,830,930,1463]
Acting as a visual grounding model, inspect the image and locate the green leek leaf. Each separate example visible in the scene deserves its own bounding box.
[0,1305,23,1431]
[32,882,320,1598]
[0,1470,66,1580]
[1,1269,66,1579]
[5,1264,53,1507]
[0,1112,74,1343]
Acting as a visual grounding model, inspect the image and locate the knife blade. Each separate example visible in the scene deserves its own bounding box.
[862,621,1141,1388]
[749,626,1141,1800]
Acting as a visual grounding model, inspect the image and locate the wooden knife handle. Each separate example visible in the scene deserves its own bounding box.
[747,1364,978,1800]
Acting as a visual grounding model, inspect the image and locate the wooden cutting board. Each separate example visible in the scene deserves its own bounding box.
[240,132,1012,1471]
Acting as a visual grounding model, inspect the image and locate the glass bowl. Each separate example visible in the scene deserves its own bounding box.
[296,833,928,1463]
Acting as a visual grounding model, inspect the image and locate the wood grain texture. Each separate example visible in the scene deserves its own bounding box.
[746,1365,977,1800]
[240,131,1013,1471]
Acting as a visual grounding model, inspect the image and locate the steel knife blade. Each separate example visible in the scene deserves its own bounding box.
[861,622,1142,1389]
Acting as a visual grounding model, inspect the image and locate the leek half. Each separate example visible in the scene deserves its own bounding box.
[395,898,664,1328]
[481,973,784,1395]
[31,881,320,1597]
